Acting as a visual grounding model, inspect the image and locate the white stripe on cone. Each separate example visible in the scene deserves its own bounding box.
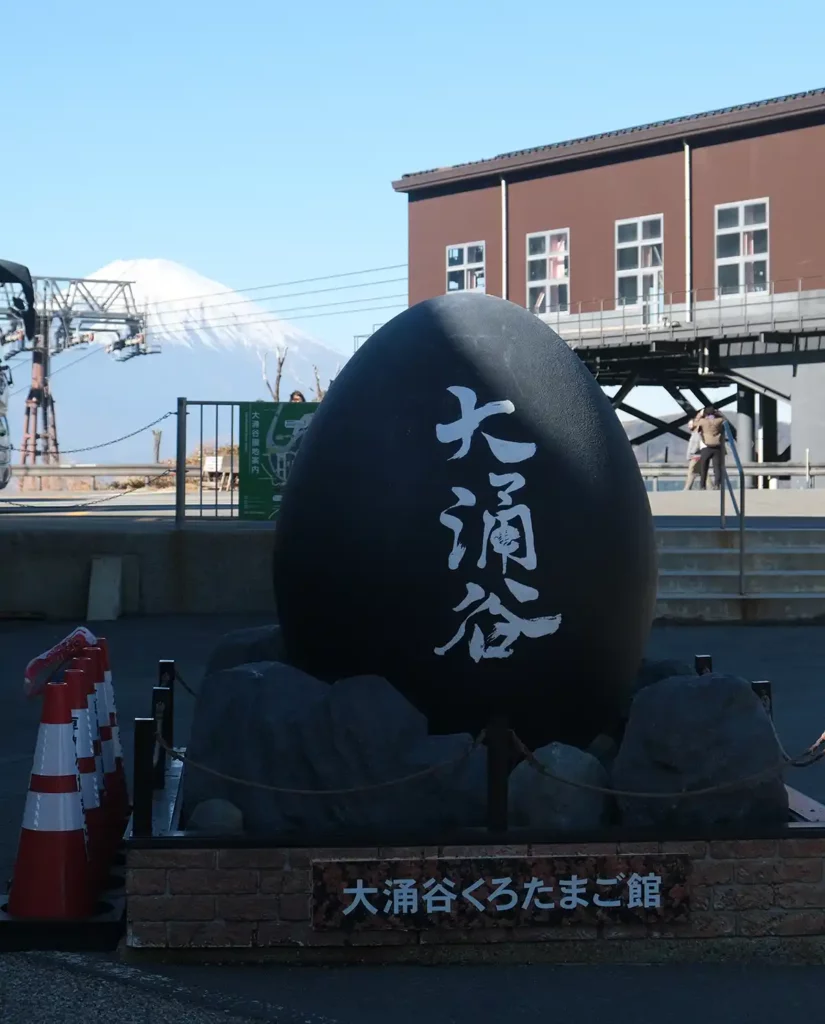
[22,791,85,832]
[103,669,125,761]
[31,723,77,777]
[72,708,101,813]
[94,682,116,774]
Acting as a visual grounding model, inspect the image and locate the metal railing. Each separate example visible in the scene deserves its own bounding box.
[720,422,747,595]
[174,396,242,524]
[538,274,825,345]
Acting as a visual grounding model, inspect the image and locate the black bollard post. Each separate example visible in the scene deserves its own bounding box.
[695,654,713,675]
[132,717,155,837]
[151,686,171,790]
[752,681,773,719]
[486,715,510,834]
[158,660,176,748]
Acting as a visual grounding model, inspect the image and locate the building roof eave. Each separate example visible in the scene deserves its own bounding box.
[391,89,825,195]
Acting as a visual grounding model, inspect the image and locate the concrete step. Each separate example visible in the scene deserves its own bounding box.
[654,594,825,623]
[658,570,825,596]
[657,528,825,551]
[657,548,825,572]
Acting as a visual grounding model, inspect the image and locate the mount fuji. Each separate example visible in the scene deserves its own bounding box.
[4,258,350,466]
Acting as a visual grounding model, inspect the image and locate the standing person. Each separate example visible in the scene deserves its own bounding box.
[694,407,726,490]
[684,418,703,490]
[289,390,306,403]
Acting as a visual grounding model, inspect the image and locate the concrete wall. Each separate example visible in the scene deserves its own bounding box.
[0,523,276,620]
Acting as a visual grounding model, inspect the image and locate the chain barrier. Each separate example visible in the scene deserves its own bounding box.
[0,467,176,512]
[165,669,825,802]
[10,411,174,455]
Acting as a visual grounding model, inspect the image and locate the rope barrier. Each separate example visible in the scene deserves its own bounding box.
[165,669,825,803]
[154,728,485,796]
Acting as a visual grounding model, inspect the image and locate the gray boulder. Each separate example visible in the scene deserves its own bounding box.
[509,742,609,832]
[586,733,619,770]
[620,656,696,717]
[187,798,245,835]
[612,672,788,830]
[181,663,486,835]
[204,625,286,676]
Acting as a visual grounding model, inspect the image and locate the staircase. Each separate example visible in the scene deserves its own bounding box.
[655,527,825,622]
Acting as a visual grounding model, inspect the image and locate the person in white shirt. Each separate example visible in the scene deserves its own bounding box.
[684,418,704,490]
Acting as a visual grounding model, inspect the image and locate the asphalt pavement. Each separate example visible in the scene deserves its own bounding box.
[3,616,825,1021]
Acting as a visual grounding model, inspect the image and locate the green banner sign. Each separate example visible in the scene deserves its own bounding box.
[238,401,319,520]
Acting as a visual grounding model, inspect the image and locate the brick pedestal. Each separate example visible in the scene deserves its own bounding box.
[125,837,825,963]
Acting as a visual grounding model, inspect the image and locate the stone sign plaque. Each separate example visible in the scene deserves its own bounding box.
[312,855,692,931]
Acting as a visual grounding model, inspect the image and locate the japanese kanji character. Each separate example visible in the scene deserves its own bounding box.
[521,877,555,910]
[435,386,537,463]
[627,872,662,909]
[342,879,379,916]
[559,875,588,910]
[422,878,458,913]
[487,878,518,911]
[439,486,477,569]
[433,580,562,662]
[489,472,525,507]
[381,879,419,915]
[461,879,485,911]
[477,503,537,573]
[593,874,625,908]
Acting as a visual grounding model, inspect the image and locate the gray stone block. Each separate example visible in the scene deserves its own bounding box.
[203,625,286,676]
[509,742,609,832]
[181,663,487,836]
[612,672,788,830]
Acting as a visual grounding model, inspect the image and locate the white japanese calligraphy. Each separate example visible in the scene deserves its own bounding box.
[627,872,662,909]
[340,872,666,917]
[342,880,378,916]
[434,581,562,662]
[438,487,477,570]
[559,875,589,910]
[422,878,458,913]
[435,386,537,463]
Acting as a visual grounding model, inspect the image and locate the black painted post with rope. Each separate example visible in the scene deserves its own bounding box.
[752,681,773,719]
[158,660,176,747]
[151,686,171,790]
[486,715,510,833]
[132,717,155,837]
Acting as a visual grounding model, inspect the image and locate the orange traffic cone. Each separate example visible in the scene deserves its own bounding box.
[71,656,106,813]
[8,680,93,919]
[82,646,122,854]
[96,637,130,824]
[64,667,108,893]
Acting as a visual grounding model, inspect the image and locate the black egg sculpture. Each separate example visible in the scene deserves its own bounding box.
[272,294,657,749]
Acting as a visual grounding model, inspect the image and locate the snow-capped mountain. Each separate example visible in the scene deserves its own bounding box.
[2,259,348,466]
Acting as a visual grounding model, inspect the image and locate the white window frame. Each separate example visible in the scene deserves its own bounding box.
[445,242,486,294]
[615,214,664,323]
[526,228,570,316]
[714,198,770,299]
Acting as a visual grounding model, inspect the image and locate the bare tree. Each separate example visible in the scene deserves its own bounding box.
[260,347,289,401]
[312,365,326,401]
[152,429,162,463]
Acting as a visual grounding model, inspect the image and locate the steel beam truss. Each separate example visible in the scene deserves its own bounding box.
[0,275,154,471]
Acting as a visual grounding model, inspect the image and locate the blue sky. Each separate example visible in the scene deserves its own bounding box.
[5,0,820,418]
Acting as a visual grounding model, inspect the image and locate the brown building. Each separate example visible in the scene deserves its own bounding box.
[393,88,825,318]
[392,89,825,470]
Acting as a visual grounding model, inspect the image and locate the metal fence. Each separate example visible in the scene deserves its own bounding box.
[174,397,242,523]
